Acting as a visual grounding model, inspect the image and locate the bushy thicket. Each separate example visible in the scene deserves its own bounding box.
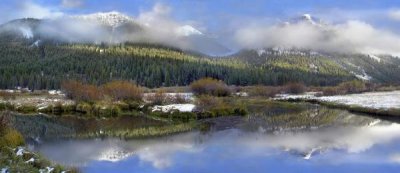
[102,80,143,101]
[190,78,231,97]
[0,114,24,148]
[61,80,143,102]
[195,95,247,118]
[283,82,307,94]
[247,85,280,98]
[320,80,368,96]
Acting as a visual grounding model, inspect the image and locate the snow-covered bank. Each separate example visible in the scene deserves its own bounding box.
[277,91,400,110]
[275,92,320,100]
[143,93,194,102]
[0,96,75,110]
[317,91,400,109]
[152,104,196,113]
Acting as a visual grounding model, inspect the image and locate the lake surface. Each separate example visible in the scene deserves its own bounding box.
[29,104,400,173]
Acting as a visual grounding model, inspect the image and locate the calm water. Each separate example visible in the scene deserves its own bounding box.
[31,106,400,173]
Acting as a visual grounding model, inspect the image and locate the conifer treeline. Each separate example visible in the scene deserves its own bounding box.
[0,44,353,89]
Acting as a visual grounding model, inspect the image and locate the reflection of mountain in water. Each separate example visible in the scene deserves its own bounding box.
[209,103,384,133]
[30,104,400,170]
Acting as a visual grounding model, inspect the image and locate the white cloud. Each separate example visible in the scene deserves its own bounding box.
[388,9,400,21]
[62,0,84,8]
[235,17,400,56]
[390,154,400,164]
[29,3,204,52]
[15,1,63,19]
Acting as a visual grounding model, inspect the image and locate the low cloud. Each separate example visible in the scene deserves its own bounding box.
[31,3,202,52]
[61,0,84,8]
[388,9,400,21]
[14,1,63,20]
[235,16,400,56]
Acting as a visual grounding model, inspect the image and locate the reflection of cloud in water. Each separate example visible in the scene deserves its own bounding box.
[34,139,133,166]
[390,154,400,164]
[35,121,400,169]
[240,123,400,154]
[135,137,201,169]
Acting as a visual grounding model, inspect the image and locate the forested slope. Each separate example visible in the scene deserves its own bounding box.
[0,44,353,89]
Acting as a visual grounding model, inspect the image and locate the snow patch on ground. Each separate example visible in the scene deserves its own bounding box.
[368,54,381,62]
[39,167,54,173]
[351,70,372,81]
[152,104,195,113]
[143,93,194,102]
[275,92,320,100]
[276,91,400,110]
[25,158,35,163]
[48,90,64,95]
[0,95,74,110]
[318,91,400,109]
[235,92,249,97]
[16,148,25,156]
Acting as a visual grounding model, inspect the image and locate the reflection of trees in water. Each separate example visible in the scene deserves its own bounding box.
[8,113,165,140]
[243,105,379,132]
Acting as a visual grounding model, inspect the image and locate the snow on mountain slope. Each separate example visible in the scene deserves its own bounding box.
[176,25,203,36]
[19,27,34,39]
[73,11,135,27]
[367,54,381,62]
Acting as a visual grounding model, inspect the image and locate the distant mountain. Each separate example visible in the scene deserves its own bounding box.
[0,18,41,44]
[225,14,400,83]
[229,48,400,83]
[0,12,231,56]
[0,13,399,89]
[293,14,327,27]
[72,11,135,28]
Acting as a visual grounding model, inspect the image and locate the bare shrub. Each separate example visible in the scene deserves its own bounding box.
[283,82,307,94]
[0,113,25,148]
[0,114,8,135]
[102,80,143,101]
[147,89,167,105]
[248,85,280,98]
[61,80,103,102]
[171,94,190,104]
[321,80,367,96]
[195,95,225,111]
[190,78,231,97]
[0,91,16,100]
[337,80,366,94]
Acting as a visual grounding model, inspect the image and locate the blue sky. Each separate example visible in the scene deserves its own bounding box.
[2,0,400,55]
[3,0,400,29]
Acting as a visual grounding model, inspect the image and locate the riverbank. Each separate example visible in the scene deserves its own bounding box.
[0,113,78,173]
[277,90,400,117]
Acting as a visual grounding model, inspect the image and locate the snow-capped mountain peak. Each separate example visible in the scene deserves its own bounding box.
[176,25,203,36]
[302,14,313,21]
[285,14,327,28]
[73,11,135,27]
[300,14,319,25]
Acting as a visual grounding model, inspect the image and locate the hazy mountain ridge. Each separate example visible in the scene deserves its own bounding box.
[0,14,399,87]
[229,48,400,83]
[0,13,230,56]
